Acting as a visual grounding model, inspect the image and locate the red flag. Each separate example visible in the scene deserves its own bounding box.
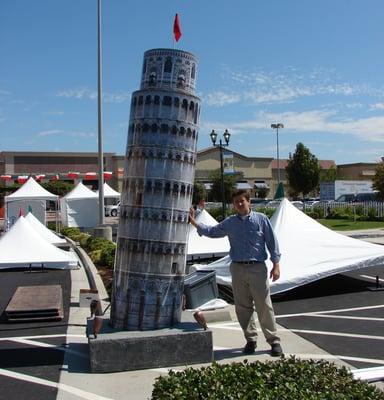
[173,13,182,42]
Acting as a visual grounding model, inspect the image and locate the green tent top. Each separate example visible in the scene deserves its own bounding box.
[274,182,285,199]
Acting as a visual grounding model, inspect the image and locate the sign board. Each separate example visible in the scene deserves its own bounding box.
[320,180,373,200]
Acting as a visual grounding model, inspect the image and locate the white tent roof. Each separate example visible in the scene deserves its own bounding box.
[187,209,230,260]
[0,216,78,269]
[193,198,384,295]
[96,182,121,198]
[63,182,98,200]
[25,212,66,245]
[5,177,57,201]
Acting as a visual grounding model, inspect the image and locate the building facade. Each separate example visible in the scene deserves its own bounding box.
[0,149,338,199]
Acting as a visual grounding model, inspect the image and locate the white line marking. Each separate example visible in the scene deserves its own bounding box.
[8,338,88,359]
[284,353,384,365]
[0,368,115,400]
[11,338,57,348]
[360,274,384,283]
[284,313,384,322]
[0,334,84,342]
[290,329,384,341]
[276,304,384,318]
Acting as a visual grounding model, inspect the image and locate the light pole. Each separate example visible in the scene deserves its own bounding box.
[271,123,284,185]
[97,0,105,226]
[210,129,231,219]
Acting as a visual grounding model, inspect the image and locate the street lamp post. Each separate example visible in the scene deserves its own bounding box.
[271,123,284,185]
[210,129,231,219]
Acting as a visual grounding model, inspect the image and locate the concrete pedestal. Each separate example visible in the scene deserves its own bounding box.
[88,317,213,373]
[93,225,112,241]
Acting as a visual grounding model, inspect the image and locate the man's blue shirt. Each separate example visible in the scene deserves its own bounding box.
[196,211,281,264]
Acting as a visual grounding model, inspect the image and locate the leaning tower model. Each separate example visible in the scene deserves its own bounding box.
[110,49,200,330]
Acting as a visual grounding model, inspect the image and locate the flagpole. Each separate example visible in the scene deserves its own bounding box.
[97,0,105,226]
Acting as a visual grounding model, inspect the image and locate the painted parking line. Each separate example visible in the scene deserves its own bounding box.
[0,334,84,342]
[276,304,384,319]
[279,313,384,322]
[0,368,114,400]
[360,274,384,283]
[290,328,384,341]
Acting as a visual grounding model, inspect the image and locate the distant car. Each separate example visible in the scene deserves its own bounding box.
[334,192,378,203]
[250,198,269,205]
[291,200,304,210]
[105,202,120,217]
[335,194,356,203]
[265,200,282,208]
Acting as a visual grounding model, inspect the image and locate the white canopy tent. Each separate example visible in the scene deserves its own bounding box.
[60,182,99,228]
[187,209,230,260]
[0,216,78,269]
[96,182,120,198]
[25,212,66,246]
[193,198,384,295]
[4,177,57,229]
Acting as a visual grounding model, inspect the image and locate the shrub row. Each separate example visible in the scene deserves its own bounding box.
[152,357,384,400]
[61,227,116,269]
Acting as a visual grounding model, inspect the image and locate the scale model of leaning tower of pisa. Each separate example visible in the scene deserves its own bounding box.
[110,48,200,330]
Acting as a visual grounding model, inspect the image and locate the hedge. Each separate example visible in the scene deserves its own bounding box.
[152,357,384,400]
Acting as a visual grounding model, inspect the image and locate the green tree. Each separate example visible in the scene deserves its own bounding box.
[209,170,237,205]
[41,181,74,196]
[192,180,206,205]
[320,165,337,182]
[286,143,320,198]
[372,161,384,200]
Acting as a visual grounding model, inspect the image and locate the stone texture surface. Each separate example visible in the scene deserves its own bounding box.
[88,318,212,373]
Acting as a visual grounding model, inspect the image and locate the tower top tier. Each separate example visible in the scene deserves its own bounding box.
[140,48,198,95]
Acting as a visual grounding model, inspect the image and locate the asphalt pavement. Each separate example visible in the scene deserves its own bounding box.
[0,228,383,399]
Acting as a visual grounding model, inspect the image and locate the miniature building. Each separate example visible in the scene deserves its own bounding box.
[110,49,200,330]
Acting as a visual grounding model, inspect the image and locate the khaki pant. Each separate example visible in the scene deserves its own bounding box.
[230,261,280,344]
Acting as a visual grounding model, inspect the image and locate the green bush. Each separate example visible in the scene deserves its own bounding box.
[305,210,320,219]
[152,357,384,400]
[61,227,82,238]
[84,236,116,268]
[367,207,378,221]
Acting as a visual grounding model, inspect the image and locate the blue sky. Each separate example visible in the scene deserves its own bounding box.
[1,1,384,165]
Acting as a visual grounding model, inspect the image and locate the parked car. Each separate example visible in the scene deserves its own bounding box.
[291,200,304,210]
[105,202,120,217]
[250,198,269,205]
[335,192,378,203]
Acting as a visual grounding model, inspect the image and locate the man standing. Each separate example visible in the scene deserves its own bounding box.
[189,189,283,356]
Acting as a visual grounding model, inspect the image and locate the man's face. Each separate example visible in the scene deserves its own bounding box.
[233,195,251,216]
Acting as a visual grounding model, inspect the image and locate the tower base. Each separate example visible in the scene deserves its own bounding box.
[88,317,213,373]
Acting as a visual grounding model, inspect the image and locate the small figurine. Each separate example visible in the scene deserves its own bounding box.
[193,310,207,330]
[90,300,103,338]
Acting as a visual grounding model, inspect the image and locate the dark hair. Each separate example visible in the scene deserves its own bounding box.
[232,189,250,201]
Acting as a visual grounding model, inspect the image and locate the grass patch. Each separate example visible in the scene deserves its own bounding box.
[318,219,384,231]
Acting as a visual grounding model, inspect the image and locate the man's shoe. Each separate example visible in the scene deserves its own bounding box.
[271,342,283,357]
[243,341,256,354]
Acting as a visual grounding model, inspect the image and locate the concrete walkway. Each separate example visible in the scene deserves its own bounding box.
[56,251,358,400]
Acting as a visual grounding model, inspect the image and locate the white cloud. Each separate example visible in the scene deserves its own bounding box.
[37,129,95,138]
[205,66,384,107]
[43,111,65,116]
[37,130,63,137]
[370,102,384,110]
[204,91,241,106]
[56,87,130,103]
[205,110,384,142]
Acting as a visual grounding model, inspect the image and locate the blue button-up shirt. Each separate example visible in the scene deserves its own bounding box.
[196,211,281,264]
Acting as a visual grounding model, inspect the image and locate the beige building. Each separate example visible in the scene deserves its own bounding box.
[196,147,273,198]
[337,162,378,181]
[1,149,338,199]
